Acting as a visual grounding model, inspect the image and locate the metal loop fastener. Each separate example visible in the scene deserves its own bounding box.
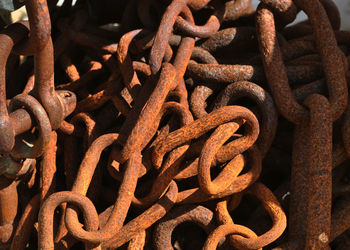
[9,94,52,159]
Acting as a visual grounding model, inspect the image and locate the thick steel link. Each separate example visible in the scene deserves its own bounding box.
[0,0,348,248]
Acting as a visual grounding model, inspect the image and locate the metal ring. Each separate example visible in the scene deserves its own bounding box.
[9,94,52,159]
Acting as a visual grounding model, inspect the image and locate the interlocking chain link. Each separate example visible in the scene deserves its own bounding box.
[0,0,349,249]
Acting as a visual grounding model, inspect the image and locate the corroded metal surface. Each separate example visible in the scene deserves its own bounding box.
[0,0,349,249]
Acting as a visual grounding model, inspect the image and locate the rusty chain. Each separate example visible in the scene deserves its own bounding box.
[0,0,349,249]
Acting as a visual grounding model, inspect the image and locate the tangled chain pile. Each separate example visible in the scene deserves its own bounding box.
[0,0,350,249]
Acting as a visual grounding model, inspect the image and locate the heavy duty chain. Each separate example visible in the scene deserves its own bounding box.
[0,0,350,249]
